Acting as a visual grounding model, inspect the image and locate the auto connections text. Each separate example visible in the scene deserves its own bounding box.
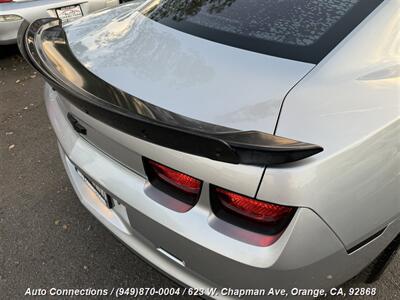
[24,287,378,298]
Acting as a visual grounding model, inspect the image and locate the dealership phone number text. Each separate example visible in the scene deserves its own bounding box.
[25,287,378,298]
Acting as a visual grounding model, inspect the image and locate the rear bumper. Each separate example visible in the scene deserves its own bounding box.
[45,83,399,298]
[0,0,118,43]
[0,20,22,45]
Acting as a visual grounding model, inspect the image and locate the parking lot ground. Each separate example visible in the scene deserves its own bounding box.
[0,45,398,300]
[0,45,182,300]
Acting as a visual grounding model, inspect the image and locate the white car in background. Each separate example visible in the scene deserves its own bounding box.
[0,0,120,44]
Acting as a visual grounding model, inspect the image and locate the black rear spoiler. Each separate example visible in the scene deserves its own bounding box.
[18,18,323,166]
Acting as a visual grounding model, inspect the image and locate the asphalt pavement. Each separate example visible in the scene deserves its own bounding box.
[0,45,398,300]
[0,45,182,300]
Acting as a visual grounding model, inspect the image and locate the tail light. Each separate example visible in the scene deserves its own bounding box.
[147,160,201,194]
[211,186,296,234]
[143,158,202,209]
[0,0,13,4]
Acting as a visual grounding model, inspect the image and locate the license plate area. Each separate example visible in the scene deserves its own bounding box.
[55,5,83,23]
[76,168,114,209]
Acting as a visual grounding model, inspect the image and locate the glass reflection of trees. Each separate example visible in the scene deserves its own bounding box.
[148,0,237,22]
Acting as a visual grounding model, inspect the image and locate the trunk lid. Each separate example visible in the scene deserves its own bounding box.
[65,9,314,134]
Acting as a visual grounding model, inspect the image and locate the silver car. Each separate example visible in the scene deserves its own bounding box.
[18,0,399,298]
[0,0,119,44]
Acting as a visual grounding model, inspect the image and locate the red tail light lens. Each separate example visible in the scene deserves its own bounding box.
[147,160,201,194]
[215,188,293,223]
[0,0,13,3]
[143,158,203,211]
[211,186,296,235]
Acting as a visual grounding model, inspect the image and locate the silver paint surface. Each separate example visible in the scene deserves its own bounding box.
[64,6,314,134]
[259,0,400,248]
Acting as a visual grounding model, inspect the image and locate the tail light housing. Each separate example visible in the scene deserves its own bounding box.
[0,0,14,4]
[211,186,296,235]
[143,158,202,210]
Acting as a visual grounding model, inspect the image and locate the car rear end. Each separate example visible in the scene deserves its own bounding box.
[46,83,399,297]
[0,0,119,44]
[18,0,400,298]
[47,84,349,295]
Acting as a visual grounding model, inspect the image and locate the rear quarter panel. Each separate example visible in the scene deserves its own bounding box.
[258,0,400,249]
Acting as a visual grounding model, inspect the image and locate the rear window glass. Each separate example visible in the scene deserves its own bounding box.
[143,0,384,63]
